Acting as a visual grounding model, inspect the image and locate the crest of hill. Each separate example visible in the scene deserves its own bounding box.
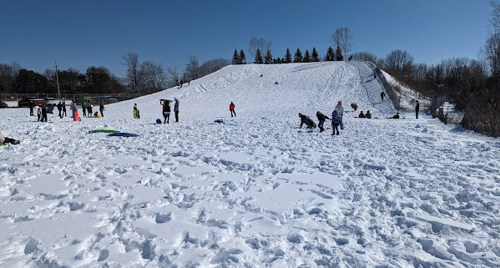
[112,61,396,121]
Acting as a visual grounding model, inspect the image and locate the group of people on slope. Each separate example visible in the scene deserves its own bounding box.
[133,99,235,123]
[299,100,345,135]
[158,98,180,124]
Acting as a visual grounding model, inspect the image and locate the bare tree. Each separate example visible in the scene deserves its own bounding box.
[249,37,272,59]
[122,53,140,92]
[183,56,201,81]
[166,67,181,88]
[332,27,353,61]
[139,61,165,92]
[384,50,414,77]
[491,0,500,31]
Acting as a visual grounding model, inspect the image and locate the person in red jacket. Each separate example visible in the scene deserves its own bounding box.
[229,101,236,117]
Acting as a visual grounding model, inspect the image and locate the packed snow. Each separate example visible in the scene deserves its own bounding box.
[1,62,499,267]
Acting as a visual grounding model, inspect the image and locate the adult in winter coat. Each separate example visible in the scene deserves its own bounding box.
[334,101,344,129]
[331,110,341,135]
[99,102,105,117]
[82,102,87,117]
[381,91,385,101]
[29,101,34,116]
[415,100,420,119]
[57,102,63,118]
[229,102,236,117]
[61,101,67,117]
[316,111,330,132]
[40,104,48,122]
[299,113,317,129]
[161,100,171,123]
[174,98,180,122]
[0,132,20,145]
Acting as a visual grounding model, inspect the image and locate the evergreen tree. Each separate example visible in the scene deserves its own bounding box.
[294,48,303,63]
[264,49,273,64]
[312,47,320,62]
[239,50,246,64]
[255,49,263,64]
[232,49,240,65]
[335,44,344,61]
[284,48,292,63]
[303,50,311,62]
[325,46,335,61]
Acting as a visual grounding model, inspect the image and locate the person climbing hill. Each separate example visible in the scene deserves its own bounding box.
[299,113,316,129]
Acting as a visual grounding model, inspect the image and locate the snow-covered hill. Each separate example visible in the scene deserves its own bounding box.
[1,62,499,267]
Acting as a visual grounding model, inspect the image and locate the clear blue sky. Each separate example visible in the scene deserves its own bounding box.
[0,0,493,78]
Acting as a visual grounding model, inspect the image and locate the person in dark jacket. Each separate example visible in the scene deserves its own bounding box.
[381,91,385,101]
[331,110,341,135]
[365,110,372,119]
[415,100,420,119]
[57,102,63,118]
[40,104,48,122]
[29,101,34,116]
[161,100,171,123]
[99,102,104,117]
[0,132,20,145]
[174,98,180,122]
[299,113,316,129]
[316,111,330,132]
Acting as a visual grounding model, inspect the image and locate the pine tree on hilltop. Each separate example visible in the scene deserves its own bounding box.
[303,50,311,63]
[255,49,263,64]
[284,48,292,63]
[312,47,320,62]
[294,48,303,63]
[239,50,246,64]
[335,44,343,61]
[325,46,335,61]
[264,49,273,64]
[232,49,240,65]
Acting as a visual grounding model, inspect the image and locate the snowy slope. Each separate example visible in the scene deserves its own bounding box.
[1,62,499,267]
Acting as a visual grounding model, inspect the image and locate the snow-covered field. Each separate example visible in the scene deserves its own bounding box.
[1,62,499,267]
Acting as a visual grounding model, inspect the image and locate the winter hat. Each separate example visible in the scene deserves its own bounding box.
[338,101,342,104]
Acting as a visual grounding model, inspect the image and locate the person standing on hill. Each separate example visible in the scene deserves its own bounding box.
[29,101,34,116]
[82,102,87,117]
[316,111,330,132]
[334,101,344,129]
[331,110,341,135]
[381,91,385,101]
[161,100,171,123]
[57,102,63,118]
[61,100,67,117]
[40,104,48,122]
[415,100,420,119]
[174,98,180,122]
[133,103,140,119]
[99,102,105,117]
[229,101,236,117]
